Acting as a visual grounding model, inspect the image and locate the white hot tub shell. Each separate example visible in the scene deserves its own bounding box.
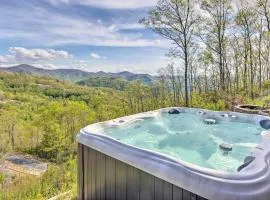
[77,107,270,200]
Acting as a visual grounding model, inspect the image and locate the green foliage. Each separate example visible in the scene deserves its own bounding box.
[37,101,95,162]
[191,93,226,110]
[0,72,130,199]
[0,172,5,184]
[263,80,270,90]
[0,72,127,156]
[77,77,129,90]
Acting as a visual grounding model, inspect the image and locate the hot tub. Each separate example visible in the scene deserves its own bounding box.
[77,108,270,200]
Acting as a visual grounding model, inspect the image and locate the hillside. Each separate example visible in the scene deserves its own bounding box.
[0,64,154,84]
[92,71,154,84]
[0,64,91,82]
[0,72,135,199]
[77,76,129,90]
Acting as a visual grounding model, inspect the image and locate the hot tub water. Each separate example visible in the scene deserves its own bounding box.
[104,112,263,172]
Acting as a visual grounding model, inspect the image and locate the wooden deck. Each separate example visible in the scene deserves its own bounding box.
[78,143,208,200]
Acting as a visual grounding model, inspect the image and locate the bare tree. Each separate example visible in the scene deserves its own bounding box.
[258,0,270,31]
[141,0,200,107]
[200,0,232,91]
[236,6,258,99]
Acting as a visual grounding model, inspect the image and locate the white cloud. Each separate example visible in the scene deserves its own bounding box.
[0,55,15,63]
[48,0,70,6]
[90,52,106,60]
[33,63,59,69]
[0,47,73,68]
[83,0,158,9]
[108,23,145,32]
[90,53,101,59]
[0,1,167,48]
[8,47,73,61]
[49,0,158,9]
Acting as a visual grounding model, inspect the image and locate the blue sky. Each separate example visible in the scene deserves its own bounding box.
[0,0,171,74]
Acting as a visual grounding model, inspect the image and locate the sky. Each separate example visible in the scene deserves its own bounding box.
[0,0,171,74]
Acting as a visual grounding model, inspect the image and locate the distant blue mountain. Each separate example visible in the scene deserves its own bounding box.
[0,64,154,84]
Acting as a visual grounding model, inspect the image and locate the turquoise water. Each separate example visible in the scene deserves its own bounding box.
[105,113,263,172]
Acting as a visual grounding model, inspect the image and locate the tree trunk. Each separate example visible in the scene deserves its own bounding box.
[244,37,248,92]
[184,47,189,107]
[259,20,263,92]
[248,36,254,99]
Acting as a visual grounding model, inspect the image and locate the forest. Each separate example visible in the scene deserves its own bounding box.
[141,0,270,107]
[0,0,269,199]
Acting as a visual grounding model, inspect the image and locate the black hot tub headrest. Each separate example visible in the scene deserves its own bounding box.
[260,119,270,130]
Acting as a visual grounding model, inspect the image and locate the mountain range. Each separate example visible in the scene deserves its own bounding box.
[0,64,154,84]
